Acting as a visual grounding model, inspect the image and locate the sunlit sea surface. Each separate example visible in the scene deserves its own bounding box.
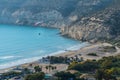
[0,25,88,69]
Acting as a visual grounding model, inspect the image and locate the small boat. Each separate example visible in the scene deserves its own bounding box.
[39,33,41,35]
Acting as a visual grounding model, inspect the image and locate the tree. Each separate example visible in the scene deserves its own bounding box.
[25,72,45,80]
[95,69,116,80]
[51,66,55,71]
[34,66,42,73]
[23,68,31,74]
[54,66,57,70]
[101,59,112,69]
[45,66,49,73]
[95,69,104,80]
[48,65,52,72]
[103,69,116,80]
[68,60,98,72]
[45,65,56,73]
[55,71,75,80]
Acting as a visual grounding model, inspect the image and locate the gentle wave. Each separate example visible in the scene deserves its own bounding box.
[66,42,89,51]
[0,42,89,69]
[0,57,41,69]
[0,56,19,60]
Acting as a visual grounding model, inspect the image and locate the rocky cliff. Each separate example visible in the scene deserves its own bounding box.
[60,0,120,42]
[0,0,120,41]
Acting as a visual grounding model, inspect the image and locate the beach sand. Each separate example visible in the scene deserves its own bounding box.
[0,42,120,73]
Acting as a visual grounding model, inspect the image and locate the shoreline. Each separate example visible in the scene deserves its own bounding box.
[0,42,120,73]
[0,42,89,73]
[0,25,89,72]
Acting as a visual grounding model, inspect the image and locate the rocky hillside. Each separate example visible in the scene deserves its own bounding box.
[0,0,112,26]
[61,0,120,42]
[0,0,79,26]
[0,0,119,41]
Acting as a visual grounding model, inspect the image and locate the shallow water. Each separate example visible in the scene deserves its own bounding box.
[0,25,88,69]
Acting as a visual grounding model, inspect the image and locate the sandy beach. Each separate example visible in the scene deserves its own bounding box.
[0,42,120,74]
[55,42,120,60]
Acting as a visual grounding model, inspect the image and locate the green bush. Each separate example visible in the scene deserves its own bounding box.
[87,53,98,56]
[54,71,76,80]
[68,60,99,72]
[25,72,45,80]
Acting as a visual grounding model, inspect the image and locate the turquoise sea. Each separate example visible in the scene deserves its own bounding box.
[0,25,88,69]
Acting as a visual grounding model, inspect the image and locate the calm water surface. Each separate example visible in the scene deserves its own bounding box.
[0,25,88,69]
